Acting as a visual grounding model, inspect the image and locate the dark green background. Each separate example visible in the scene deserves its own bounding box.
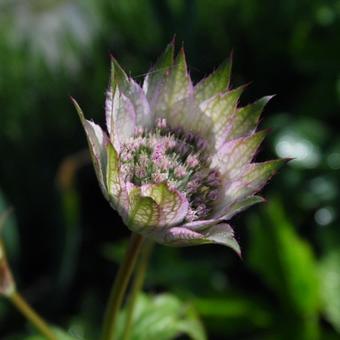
[0,0,339,339]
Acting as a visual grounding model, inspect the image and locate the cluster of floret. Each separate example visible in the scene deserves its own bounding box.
[119,118,222,222]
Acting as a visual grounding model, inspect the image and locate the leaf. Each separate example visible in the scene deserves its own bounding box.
[193,295,272,329]
[26,327,77,340]
[319,249,340,333]
[247,198,320,339]
[115,293,206,340]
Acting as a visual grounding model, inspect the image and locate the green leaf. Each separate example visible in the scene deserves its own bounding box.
[193,295,272,328]
[116,293,206,340]
[247,198,320,339]
[319,249,340,333]
[26,327,77,340]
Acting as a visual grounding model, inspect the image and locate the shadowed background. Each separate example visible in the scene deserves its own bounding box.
[0,0,339,339]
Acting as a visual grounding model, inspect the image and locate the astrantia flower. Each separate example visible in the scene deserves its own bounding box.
[73,42,284,255]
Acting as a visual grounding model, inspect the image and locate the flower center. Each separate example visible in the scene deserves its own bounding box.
[119,118,221,221]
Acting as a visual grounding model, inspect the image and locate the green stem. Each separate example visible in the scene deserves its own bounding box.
[122,241,154,340]
[102,233,144,340]
[9,292,56,340]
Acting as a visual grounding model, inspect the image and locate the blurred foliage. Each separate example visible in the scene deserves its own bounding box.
[247,199,320,340]
[319,249,340,334]
[0,0,340,339]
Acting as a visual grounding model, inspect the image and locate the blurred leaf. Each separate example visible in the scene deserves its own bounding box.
[25,327,77,340]
[116,293,206,340]
[247,198,320,339]
[319,249,340,333]
[193,295,272,330]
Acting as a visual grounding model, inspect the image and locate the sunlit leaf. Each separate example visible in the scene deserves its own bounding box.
[116,293,206,340]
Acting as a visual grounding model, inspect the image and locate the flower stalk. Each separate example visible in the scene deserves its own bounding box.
[122,240,154,340]
[1,233,56,340]
[102,232,144,340]
[9,292,57,340]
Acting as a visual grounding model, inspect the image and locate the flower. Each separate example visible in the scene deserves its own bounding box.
[73,42,284,255]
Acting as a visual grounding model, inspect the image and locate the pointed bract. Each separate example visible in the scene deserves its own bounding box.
[214,159,284,217]
[222,195,265,220]
[126,185,160,232]
[141,183,189,228]
[200,86,245,149]
[72,98,109,199]
[212,130,267,177]
[106,143,121,207]
[110,56,129,92]
[143,41,175,98]
[201,223,241,256]
[149,48,193,121]
[195,56,232,102]
[227,96,273,140]
[155,223,240,256]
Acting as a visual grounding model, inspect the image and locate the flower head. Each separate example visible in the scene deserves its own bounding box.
[73,42,284,255]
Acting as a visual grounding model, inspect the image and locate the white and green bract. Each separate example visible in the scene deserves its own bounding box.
[73,42,283,255]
